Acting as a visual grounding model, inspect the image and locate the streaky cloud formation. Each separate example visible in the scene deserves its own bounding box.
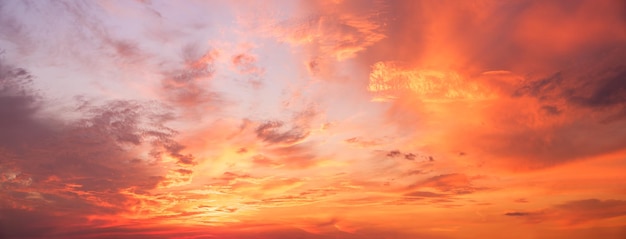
[1,0,626,239]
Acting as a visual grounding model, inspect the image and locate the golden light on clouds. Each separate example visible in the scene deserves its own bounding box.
[368,61,488,102]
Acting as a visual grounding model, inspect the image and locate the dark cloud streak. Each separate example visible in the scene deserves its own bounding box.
[255,121,310,146]
[504,212,531,217]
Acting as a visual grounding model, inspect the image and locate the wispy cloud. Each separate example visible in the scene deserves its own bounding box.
[505,198,626,227]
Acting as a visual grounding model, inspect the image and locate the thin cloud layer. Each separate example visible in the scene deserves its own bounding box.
[505,199,626,227]
[160,44,221,110]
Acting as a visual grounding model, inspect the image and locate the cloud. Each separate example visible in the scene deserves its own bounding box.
[2,1,626,238]
[368,62,489,102]
[0,59,48,147]
[232,52,262,75]
[344,137,382,148]
[514,49,626,111]
[215,171,251,183]
[358,1,626,169]
[404,153,417,160]
[101,38,150,65]
[383,149,427,161]
[405,191,448,198]
[0,62,198,238]
[504,212,531,217]
[408,173,484,195]
[0,1,154,70]
[160,44,220,109]
[230,51,265,89]
[255,121,310,146]
[268,143,318,169]
[366,0,625,71]
[554,199,626,225]
[0,2,35,55]
[251,154,281,167]
[506,198,626,226]
[241,0,388,79]
[267,0,387,61]
[386,150,401,158]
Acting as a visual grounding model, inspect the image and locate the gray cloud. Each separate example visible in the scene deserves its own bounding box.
[515,57,626,112]
[255,121,310,145]
[0,62,195,238]
[405,191,447,198]
[504,212,531,217]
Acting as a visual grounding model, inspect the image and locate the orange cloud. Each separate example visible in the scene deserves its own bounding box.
[505,198,626,228]
[357,0,626,170]
[243,0,387,79]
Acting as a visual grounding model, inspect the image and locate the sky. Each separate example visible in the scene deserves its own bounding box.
[1,0,625,238]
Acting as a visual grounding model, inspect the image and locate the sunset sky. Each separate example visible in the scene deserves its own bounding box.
[1,0,626,238]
